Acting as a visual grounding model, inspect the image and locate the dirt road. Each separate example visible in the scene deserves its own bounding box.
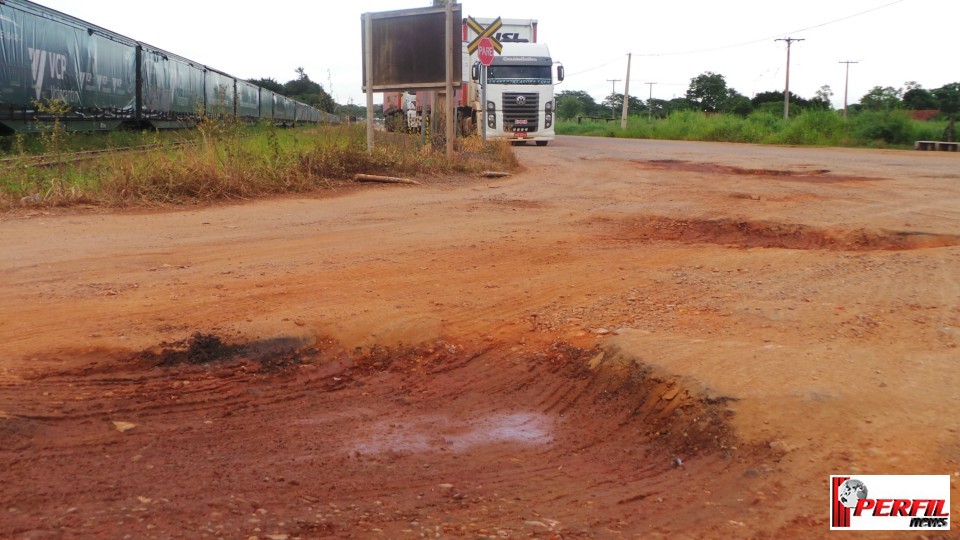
[1,136,958,538]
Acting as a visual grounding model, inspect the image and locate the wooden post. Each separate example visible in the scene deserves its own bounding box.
[445,0,455,160]
[620,53,631,130]
[364,13,374,152]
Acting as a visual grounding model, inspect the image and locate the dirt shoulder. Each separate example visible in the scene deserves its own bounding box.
[1,137,958,538]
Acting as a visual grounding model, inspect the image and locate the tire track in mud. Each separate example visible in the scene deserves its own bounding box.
[0,334,775,538]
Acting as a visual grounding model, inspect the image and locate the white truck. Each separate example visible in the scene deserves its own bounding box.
[382,17,563,145]
[462,18,563,145]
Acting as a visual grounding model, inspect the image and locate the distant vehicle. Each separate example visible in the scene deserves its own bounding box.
[0,0,338,134]
[382,17,563,146]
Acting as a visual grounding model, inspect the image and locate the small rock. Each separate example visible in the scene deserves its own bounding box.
[672,457,683,468]
[523,521,548,528]
[588,351,605,369]
[593,328,610,335]
[768,440,792,452]
[112,421,137,433]
[438,483,454,489]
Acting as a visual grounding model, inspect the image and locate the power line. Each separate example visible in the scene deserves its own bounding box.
[635,0,903,57]
[566,54,628,78]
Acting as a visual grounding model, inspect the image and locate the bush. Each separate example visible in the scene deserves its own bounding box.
[851,111,916,146]
[769,110,846,146]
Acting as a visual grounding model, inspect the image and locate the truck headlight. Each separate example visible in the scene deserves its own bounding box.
[545,113,553,128]
[487,113,496,129]
[545,100,553,112]
[486,101,495,112]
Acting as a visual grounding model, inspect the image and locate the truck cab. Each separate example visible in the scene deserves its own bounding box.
[477,42,562,145]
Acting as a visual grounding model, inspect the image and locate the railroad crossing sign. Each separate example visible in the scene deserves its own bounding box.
[477,37,495,66]
[466,16,503,55]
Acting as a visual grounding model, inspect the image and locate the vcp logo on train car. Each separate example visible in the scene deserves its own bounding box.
[830,475,951,530]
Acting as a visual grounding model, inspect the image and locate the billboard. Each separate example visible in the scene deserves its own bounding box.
[361,4,462,92]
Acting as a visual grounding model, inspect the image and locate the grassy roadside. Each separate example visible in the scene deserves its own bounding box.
[558,110,949,149]
[0,123,518,209]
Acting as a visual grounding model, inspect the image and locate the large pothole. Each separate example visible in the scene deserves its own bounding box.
[603,215,960,251]
[2,334,777,538]
[634,159,885,183]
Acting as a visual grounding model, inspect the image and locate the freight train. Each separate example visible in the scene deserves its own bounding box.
[0,0,337,134]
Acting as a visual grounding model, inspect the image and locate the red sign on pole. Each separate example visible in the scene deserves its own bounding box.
[478,36,495,66]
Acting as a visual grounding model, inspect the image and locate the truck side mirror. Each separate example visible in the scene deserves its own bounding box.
[471,62,481,82]
[557,64,565,83]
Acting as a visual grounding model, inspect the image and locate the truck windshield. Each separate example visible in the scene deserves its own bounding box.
[487,65,552,85]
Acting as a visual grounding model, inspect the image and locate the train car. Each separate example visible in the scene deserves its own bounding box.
[0,0,328,133]
[275,95,296,126]
[236,79,260,122]
[203,68,235,119]
[138,44,204,129]
[295,101,315,125]
[258,88,276,121]
[0,0,137,133]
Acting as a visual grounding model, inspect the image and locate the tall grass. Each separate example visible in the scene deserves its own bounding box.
[559,110,948,149]
[0,122,518,208]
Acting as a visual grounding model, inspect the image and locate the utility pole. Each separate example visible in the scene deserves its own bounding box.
[606,79,621,119]
[839,60,858,120]
[620,54,632,129]
[646,82,656,121]
[775,37,804,119]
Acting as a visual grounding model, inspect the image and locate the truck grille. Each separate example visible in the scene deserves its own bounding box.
[502,92,539,132]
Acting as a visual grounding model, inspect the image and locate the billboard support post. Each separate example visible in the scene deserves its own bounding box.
[365,13,375,152]
[445,0,454,160]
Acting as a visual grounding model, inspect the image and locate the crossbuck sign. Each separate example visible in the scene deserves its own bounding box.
[466,16,503,54]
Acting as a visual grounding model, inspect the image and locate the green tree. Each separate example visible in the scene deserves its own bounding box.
[751,90,785,107]
[811,85,834,109]
[556,90,603,117]
[602,93,646,116]
[722,91,752,116]
[557,95,583,120]
[666,97,693,114]
[752,90,813,112]
[247,77,283,94]
[686,72,729,112]
[860,86,902,111]
[283,68,335,113]
[932,83,960,115]
[903,87,938,110]
[647,98,670,119]
[933,83,960,141]
[334,102,366,119]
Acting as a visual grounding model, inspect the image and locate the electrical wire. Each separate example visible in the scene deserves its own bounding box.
[636,0,904,57]
[564,54,628,78]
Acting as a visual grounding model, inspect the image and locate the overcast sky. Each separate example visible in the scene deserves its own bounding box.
[34,0,955,108]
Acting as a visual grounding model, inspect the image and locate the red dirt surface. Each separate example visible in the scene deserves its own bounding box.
[1,136,958,539]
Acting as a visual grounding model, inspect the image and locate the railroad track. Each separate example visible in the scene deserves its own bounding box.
[0,141,194,169]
